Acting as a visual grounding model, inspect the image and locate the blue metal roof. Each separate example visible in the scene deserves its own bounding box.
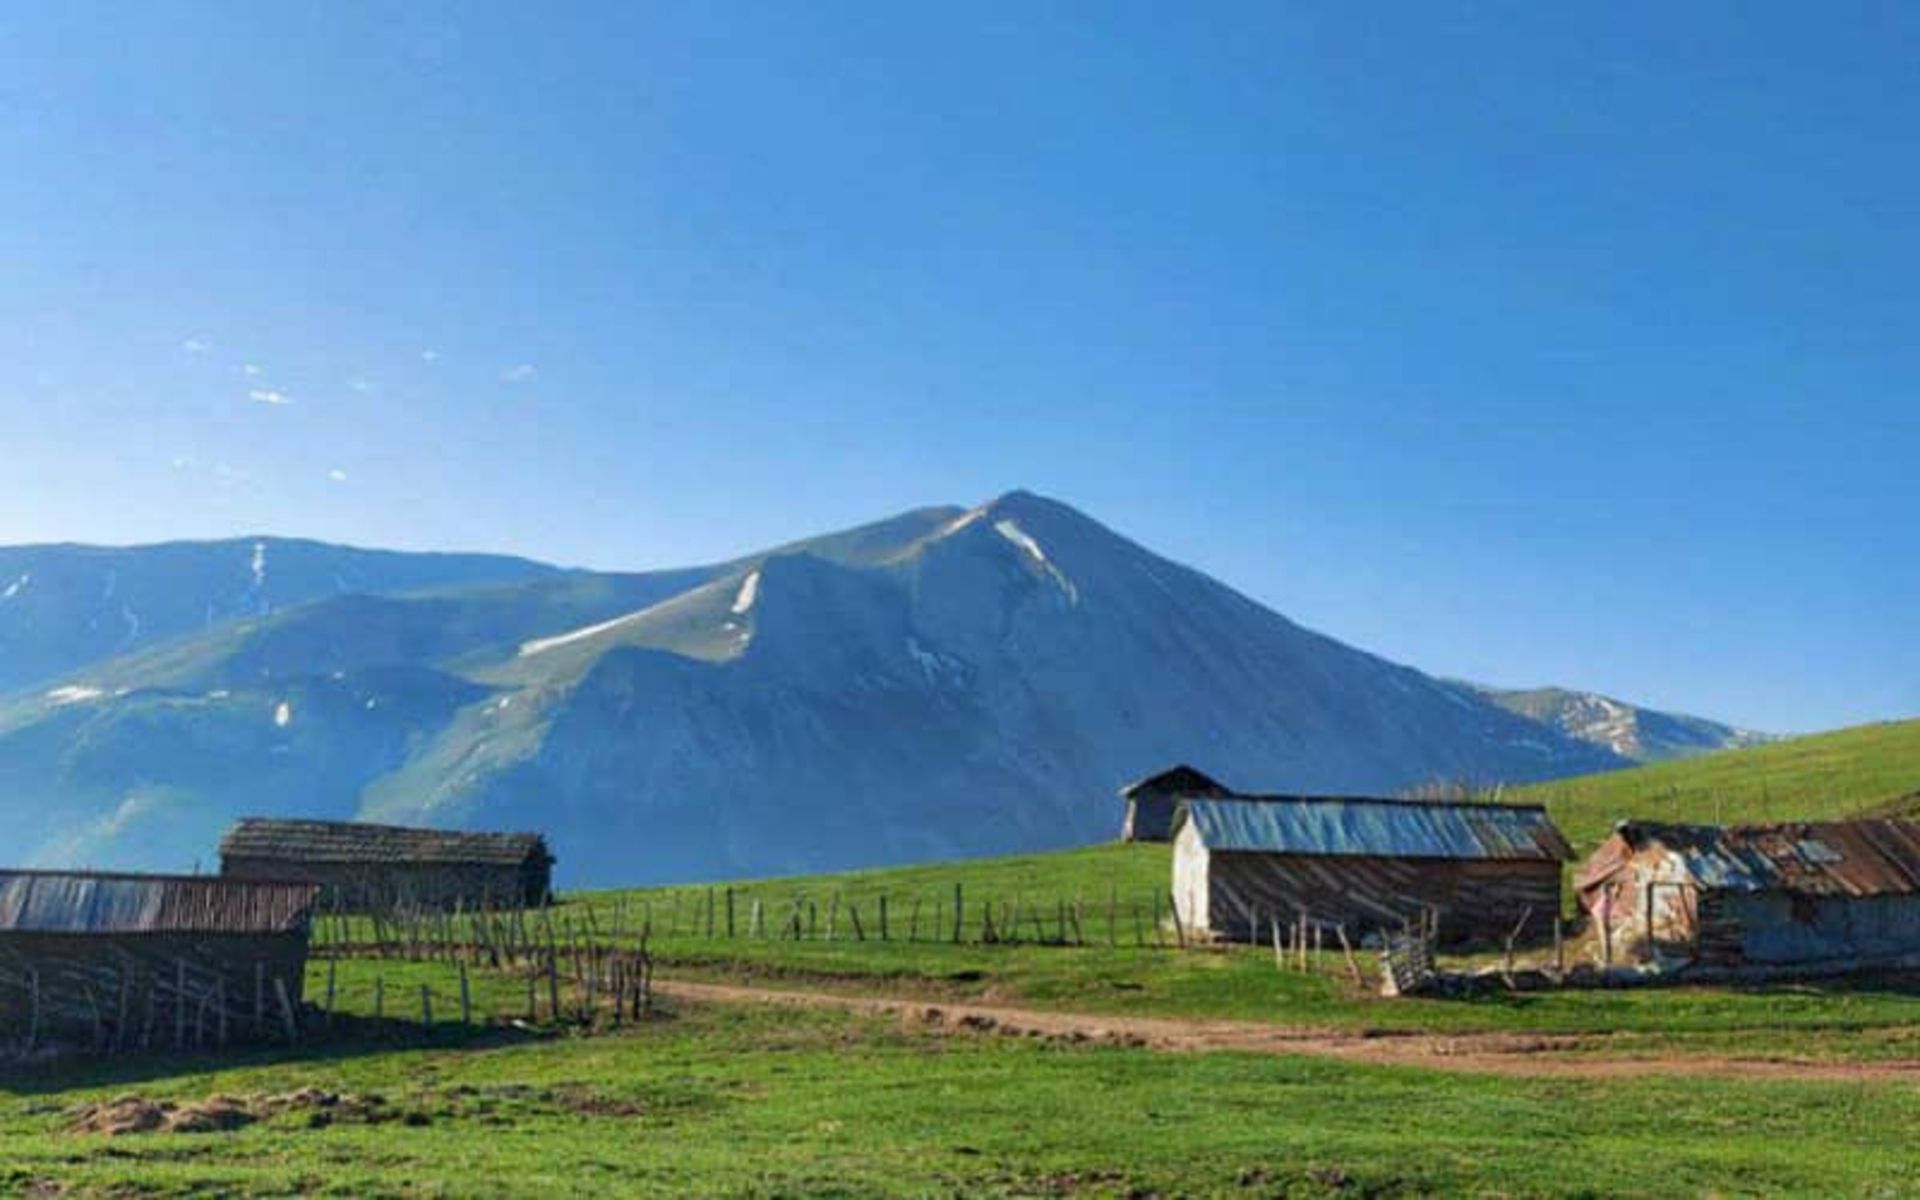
[1182,797,1572,862]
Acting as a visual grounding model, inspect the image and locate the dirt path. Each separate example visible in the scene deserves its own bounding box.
[655,978,1920,1082]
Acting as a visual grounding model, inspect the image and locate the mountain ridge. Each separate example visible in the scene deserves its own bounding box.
[0,491,1752,883]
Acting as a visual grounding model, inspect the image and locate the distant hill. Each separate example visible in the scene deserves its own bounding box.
[1470,685,1772,762]
[0,491,1777,885]
[0,537,555,693]
[1514,718,1920,853]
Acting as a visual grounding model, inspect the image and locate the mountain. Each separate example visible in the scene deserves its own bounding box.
[0,537,556,694]
[0,492,1656,884]
[1471,685,1772,762]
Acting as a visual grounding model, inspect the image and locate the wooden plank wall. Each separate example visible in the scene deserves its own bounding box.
[1203,853,1561,946]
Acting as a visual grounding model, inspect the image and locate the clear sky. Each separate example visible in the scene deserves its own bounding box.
[1,2,1914,734]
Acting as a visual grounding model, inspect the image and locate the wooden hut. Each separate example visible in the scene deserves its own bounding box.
[1576,818,1920,971]
[1119,764,1231,842]
[0,870,320,1054]
[220,819,554,912]
[1172,796,1571,945]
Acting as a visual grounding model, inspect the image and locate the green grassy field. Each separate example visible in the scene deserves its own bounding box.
[1518,716,1920,852]
[13,722,1920,1196]
[4,959,1918,1198]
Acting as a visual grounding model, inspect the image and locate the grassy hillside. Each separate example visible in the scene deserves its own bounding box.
[1516,717,1920,853]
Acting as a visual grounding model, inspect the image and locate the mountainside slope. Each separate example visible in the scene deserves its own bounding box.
[362,491,1625,882]
[0,537,555,693]
[1474,685,1771,762]
[1514,717,1920,853]
[0,492,1696,883]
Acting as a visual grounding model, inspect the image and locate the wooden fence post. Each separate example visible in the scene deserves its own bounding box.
[274,978,298,1043]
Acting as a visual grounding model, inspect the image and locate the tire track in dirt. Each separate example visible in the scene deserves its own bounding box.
[655,978,1920,1082]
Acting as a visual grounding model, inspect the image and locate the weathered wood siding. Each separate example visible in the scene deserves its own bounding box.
[1189,851,1561,946]
[0,931,311,1047]
[1124,796,1182,843]
[221,857,549,913]
[1583,846,1920,967]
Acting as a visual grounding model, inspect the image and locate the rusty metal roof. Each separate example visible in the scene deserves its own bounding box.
[1607,819,1920,897]
[1183,797,1573,862]
[0,871,320,935]
[221,818,552,867]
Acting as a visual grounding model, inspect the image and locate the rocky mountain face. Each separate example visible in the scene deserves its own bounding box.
[1473,686,1771,763]
[0,493,1671,884]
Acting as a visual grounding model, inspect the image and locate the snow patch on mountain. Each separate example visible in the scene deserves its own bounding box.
[519,608,653,657]
[731,570,760,615]
[994,518,1079,602]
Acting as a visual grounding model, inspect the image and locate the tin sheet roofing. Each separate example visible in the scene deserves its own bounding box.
[221,819,552,867]
[0,871,320,935]
[1183,797,1573,862]
[1610,819,1920,897]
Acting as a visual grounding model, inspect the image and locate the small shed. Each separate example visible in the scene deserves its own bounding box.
[221,819,555,912]
[1119,764,1232,842]
[1576,818,1920,970]
[0,870,320,1052]
[1172,796,1572,945]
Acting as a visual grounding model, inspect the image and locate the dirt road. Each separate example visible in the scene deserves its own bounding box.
[655,978,1920,1082]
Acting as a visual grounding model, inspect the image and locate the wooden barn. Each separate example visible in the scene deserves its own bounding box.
[1576,818,1920,971]
[1119,764,1231,842]
[0,870,320,1054]
[220,819,555,912]
[1172,796,1572,945]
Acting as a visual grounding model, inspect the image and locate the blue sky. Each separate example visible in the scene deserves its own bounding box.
[0,2,1914,734]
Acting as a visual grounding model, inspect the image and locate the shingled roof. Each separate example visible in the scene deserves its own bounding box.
[0,870,320,935]
[220,819,553,868]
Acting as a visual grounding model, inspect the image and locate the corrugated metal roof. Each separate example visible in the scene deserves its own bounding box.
[0,871,320,935]
[220,818,552,867]
[1612,819,1920,897]
[1183,797,1572,862]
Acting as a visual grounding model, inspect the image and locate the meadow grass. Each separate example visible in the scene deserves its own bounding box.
[5,960,1919,1198]
[1518,716,1920,853]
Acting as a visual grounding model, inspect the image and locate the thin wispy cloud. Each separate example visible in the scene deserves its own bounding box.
[238,363,263,377]
[327,467,348,483]
[247,388,292,406]
[182,336,212,354]
[421,349,440,363]
[502,363,537,384]
[346,376,375,393]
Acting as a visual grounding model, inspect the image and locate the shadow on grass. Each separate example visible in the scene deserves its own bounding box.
[0,1012,556,1097]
